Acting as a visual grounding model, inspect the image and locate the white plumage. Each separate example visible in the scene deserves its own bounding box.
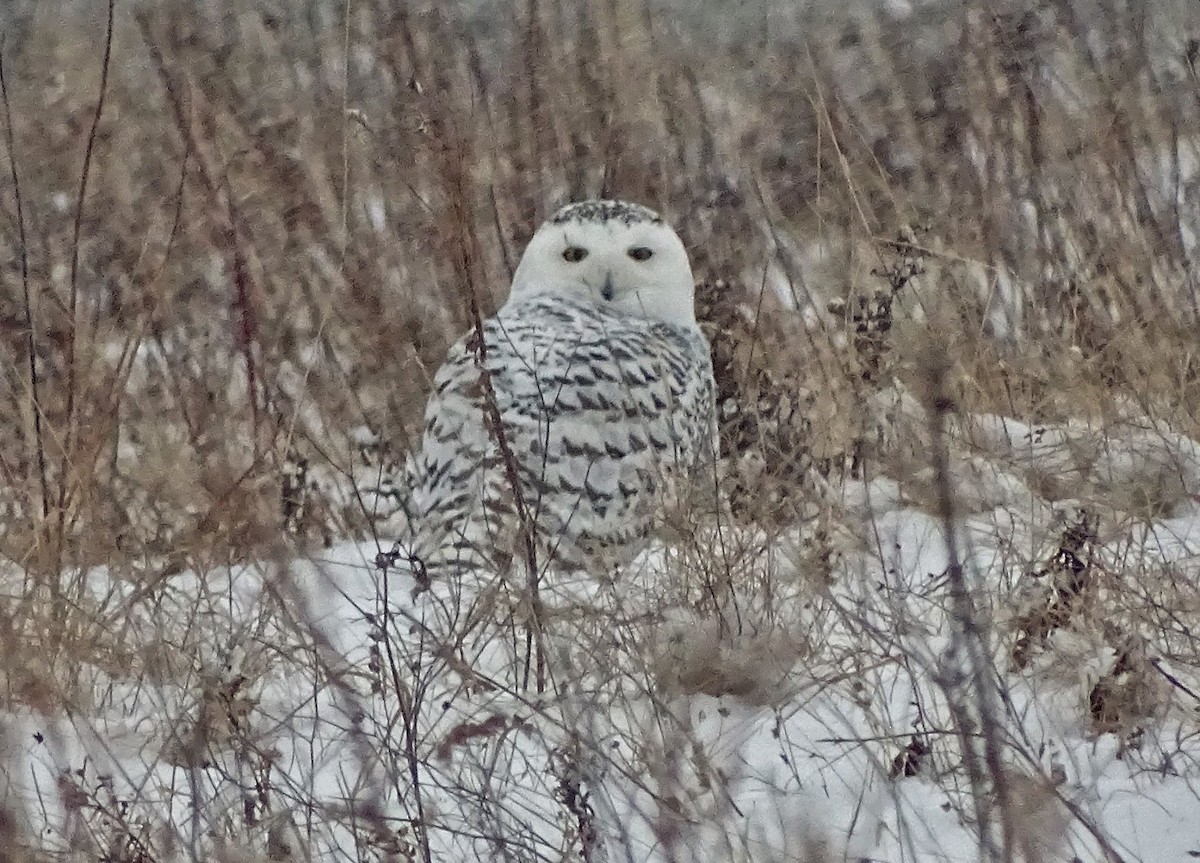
[399,200,716,578]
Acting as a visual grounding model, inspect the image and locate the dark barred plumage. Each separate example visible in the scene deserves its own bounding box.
[550,200,664,227]
[402,293,715,576]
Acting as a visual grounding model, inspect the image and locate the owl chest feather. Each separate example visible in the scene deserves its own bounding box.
[409,294,714,571]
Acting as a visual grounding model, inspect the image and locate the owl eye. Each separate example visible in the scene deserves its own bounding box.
[562,246,588,263]
[628,246,653,262]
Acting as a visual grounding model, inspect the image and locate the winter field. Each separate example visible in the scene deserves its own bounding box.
[2,1,1200,860]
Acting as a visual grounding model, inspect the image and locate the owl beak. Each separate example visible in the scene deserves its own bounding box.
[600,271,615,301]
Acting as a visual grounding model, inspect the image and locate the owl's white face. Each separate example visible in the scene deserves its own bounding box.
[507,200,696,325]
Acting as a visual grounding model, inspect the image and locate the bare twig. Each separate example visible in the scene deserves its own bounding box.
[925,350,1016,863]
[56,0,116,565]
[0,38,48,524]
[221,170,263,438]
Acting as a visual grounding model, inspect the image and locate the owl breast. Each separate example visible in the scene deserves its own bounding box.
[404,292,715,577]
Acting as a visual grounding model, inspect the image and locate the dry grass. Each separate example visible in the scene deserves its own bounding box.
[1,0,1199,859]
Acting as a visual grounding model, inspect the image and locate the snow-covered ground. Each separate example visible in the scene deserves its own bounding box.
[4,395,1199,862]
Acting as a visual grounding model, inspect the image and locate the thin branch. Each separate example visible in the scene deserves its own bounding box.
[221,170,262,437]
[488,183,514,280]
[0,38,48,523]
[57,0,117,552]
[926,351,1016,863]
[340,0,353,266]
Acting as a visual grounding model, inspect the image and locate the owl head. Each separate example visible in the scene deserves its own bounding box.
[508,200,696,325]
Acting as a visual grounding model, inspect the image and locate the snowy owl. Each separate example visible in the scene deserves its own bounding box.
[399,199,716,579]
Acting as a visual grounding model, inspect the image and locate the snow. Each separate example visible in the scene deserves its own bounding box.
[5,404,1200,861]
